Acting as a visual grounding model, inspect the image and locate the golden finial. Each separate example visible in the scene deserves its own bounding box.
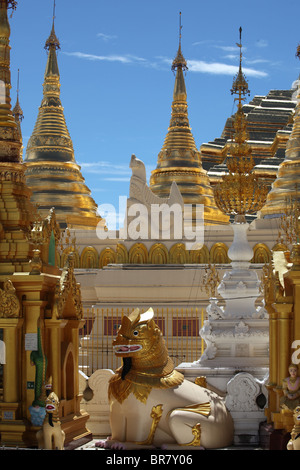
[45,0,60,51]
[179,11,183,48]
[213,27,268,221]
[12,68,23,121]
[231,27,250,99]
[171,12,188,72]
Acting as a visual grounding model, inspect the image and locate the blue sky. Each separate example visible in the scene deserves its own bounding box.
[8,0,300,227]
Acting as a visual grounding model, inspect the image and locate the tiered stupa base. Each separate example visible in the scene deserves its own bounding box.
[178,222,269,446]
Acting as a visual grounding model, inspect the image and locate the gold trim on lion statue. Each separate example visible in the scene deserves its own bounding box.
[97,308,234,450]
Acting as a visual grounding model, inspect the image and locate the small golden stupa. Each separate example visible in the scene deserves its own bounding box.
[259,45,300,219]
[24,11,101,229]
[0,0,36,274]
[214,28,268,222]
[150,14,229,225]
[12,69,24,158]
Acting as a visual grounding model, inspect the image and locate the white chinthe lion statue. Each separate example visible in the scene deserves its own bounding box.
[97,308,234,450]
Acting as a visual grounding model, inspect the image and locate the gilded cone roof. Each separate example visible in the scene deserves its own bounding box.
[150,38,229,225]
[24,20,101,229]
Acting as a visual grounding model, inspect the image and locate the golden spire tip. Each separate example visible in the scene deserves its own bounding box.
[171,11,188,72]
[231,26,249,98]
[45,0,60,51]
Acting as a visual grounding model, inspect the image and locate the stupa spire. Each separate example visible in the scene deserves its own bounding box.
[12,69,23,122]
[214,27,268,222]
[24,2,102,229]
[0,0,22,163]
[12,68,24,157]
[0,0,39,271]
[150,13,229,225]
[171,12,188,74]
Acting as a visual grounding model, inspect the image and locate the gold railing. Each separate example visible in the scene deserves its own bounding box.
[79,307,205,375]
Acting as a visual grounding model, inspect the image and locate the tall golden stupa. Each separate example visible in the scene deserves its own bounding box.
[260,46,300,218]
[149,14,229,225]
[24,12,101,229]
[0,0,36,274]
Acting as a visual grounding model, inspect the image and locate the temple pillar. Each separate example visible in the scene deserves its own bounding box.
[265,310,279,421]
[67,319,85,413]
[44,318,66,397]
[276,304,293,386]
[2,319,21,403]
[0,318,24,446]
[22,297,47,420]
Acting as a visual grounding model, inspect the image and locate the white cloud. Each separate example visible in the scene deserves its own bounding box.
[64,51,158,69]
[79,160,155,184]
[97,32,118,41]
[64,50,267,79]
[78,161,131,176]
[244,58,270,65]
[187,59,268,78]
[223,54,239,61]
[255,39,268,48]
[103,177,130,182]
[215,45,244,53]
[64,51,133,64]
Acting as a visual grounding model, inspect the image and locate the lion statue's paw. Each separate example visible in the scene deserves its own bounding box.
[95,438,113,449]
[95,438,150,450]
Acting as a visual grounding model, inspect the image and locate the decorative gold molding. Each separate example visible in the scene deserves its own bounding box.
[0,279,20,317]
[52,253,82,320]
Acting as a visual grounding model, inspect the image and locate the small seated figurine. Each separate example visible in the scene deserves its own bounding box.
[280,364,300,411]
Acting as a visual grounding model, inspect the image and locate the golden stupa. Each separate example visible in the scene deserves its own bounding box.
[260,45,300,218]
[149,14,229,225]
[24,14,101,229]
[0,0,36,273]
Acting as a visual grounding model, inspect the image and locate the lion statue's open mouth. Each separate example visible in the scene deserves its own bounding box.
[113,344,142,354]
